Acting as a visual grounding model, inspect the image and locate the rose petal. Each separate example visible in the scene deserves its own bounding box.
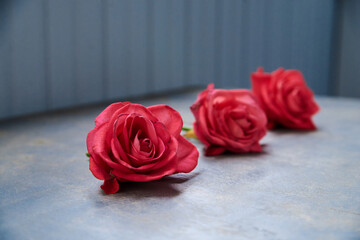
[130,115,159,146]
[87,123,112,176]
[250,143,262,152]
[111,138,131,164]
[227,115,246,138]
[251,69,281,119]
[230,89,259,106]
[193,121,210,147]
[198,107,225,146]
[132,130,142,152]
[111,160,177,182]
[107,104,159,139]
[176,136,199,173]
[205,146,226,156]
[87,123,106,157]
[90,124,130,171]
[127,137,166,169]
[267,121,276,129]
[95,102,126,127]
[153,121,171,144]
[89,156,110,180]
[222,137,253,153]
[101,178,119,194]
[148,105,183,136]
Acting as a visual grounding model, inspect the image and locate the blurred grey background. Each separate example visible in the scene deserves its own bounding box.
[0,0,359,120]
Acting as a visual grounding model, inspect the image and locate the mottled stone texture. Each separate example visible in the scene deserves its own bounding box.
[0,92,359,240]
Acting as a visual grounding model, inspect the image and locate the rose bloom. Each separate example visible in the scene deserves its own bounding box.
[87,102,199,194]
[190,84,267,156]
[251,67,320,130]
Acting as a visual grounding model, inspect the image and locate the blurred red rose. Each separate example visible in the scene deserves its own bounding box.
[190,84,267,156]
[87,102,199,194]
[251,67,320,130]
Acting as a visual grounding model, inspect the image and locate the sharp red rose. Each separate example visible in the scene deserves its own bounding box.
[87,102,199,194]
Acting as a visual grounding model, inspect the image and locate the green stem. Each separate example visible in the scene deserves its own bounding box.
[86,152,91,158]
[182,126,192,131]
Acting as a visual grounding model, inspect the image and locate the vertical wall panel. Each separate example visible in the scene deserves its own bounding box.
[265,0,293,71]
[183,0,192,87]
[130,0,148,97]
[247,0,266,89]
[213,0,223,87]
[106,0,132,99]
[311,1,333,94]
[261,0,272,72]
[318,1,336,95]
[338,0,360,98]
[169,0,185,89]
[237,0,250,88]
[47,0,76,108]
[291,1,310,76]
[145,1,154,93]
[189,0,202,86]
[221,0,237,88]
[291,1,311,88]
[152,0,171,92]
[75,0,104,104]
[320,1,335,95]
[198,0,216,85]
[233,1,244,87]
[0,0,12,118]
[305,1,322,94]
[10,0,47,116]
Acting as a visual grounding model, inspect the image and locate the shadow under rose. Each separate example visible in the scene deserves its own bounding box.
[101,172,200,198]
[202,144,269,161]
[269,127,321,136]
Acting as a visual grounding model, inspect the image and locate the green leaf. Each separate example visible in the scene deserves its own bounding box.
[182,126,192,131]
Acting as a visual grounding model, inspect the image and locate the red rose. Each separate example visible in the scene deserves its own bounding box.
[86,102,199,194]
[190,84,267,156]
[251,67,320,130]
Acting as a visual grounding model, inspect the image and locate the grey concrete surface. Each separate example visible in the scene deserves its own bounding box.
[0,92,359,240]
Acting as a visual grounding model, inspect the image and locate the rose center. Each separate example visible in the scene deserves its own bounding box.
[236,118,252,130]
[140,138,152,153]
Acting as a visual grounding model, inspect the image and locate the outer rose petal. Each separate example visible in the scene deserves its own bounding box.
[87,123,112,176]
[250,143,262,152]
[176,136,199,173]
[107,104,159,133]
[88,124,115,168]
[267,121,276,129]
[111,160,177,182]
[89,156,110,180]
[197,106,226,146]
[86,125,100,157]
[251,69,281,119]
[148,105,183,136]
[193,83,214,106]
[205,146,226,156]
[101,178,119,194]
[193,121,210,147]
[95,102,126,126]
